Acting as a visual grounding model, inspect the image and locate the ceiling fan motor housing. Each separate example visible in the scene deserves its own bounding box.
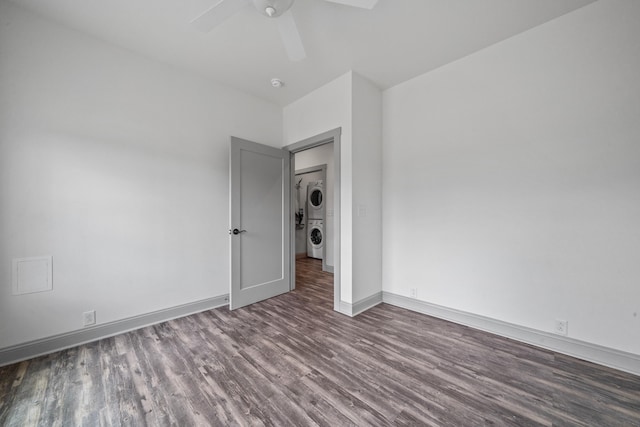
[252,0,294,18]
[191,0,377,62]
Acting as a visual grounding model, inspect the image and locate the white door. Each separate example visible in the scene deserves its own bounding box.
[229,137,291,310]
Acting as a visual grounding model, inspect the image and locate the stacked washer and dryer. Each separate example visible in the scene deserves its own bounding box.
[306,180,324,259]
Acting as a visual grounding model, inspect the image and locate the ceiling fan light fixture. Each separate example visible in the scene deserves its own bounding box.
[192,0,377,62]
[252,0,294,18]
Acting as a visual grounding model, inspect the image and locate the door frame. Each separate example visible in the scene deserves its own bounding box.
[284,128,341,312]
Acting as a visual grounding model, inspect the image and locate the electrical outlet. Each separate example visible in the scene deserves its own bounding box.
[410,288,418,298]
[83,310,96,327]
[554,319,568,336]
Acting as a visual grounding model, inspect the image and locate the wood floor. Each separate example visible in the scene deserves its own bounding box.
[1,258,639,426]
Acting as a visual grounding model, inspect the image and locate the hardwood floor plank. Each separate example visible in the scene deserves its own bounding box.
[1,257,639,426]
[94,338,124,426]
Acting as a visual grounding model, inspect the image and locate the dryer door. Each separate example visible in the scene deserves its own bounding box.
[309,187,323,209]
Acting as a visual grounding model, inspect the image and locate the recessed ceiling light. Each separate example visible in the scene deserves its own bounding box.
[271,78,284,88]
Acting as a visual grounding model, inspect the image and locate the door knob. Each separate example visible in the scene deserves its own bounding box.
[230,228,247,235]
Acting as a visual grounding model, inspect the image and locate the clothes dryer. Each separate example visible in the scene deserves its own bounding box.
[307,180,324,219]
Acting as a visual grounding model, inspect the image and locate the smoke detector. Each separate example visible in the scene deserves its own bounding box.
[271,78,284,88]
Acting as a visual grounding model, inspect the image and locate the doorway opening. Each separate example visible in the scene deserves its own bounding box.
[294,164,328,270]
[285,128,341,311]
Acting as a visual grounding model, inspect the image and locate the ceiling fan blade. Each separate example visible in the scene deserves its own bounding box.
[323,0,378,9]
[191,0,249,32]
[276,10,306,62]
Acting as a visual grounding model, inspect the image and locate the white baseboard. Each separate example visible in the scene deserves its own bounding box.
[338,292,383,317]
[323,264,334,273]
[7,290,636,377]
[0,294,229,368]
[382,292,640,376]
[338,301,352,316]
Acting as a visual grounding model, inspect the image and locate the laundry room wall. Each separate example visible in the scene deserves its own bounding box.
[295,145,334,267]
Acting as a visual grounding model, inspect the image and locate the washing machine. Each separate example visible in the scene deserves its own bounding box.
[307,180,324,219]
[307,219,324,259]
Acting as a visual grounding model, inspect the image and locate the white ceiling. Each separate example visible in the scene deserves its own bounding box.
[10,0,596,106]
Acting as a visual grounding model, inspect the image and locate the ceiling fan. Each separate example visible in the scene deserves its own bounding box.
[191,0,378,61]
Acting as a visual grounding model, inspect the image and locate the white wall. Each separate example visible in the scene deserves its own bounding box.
[284,73,353,303]
[284,72,383,308]
[351,74,383,302]
[295,144,335,266]
[382,0,640,355]
[0,1,282,349]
